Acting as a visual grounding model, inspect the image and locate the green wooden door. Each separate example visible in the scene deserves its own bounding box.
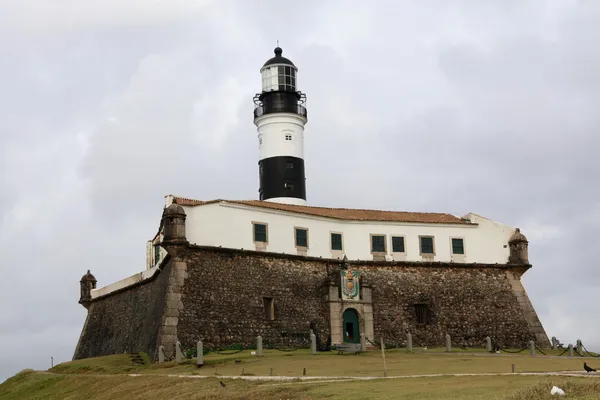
[342,308,360,343]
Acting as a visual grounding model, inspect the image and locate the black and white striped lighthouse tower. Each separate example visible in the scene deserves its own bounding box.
[253,46,308,206]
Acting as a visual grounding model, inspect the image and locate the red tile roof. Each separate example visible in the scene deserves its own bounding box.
[171,196,474,225]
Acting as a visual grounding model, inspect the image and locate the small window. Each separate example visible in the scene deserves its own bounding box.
[286,162,294,169]
[371,235,386,253]
[414,303,431,324]
[420,236,434,254]
[285,182,294,190]
[285,134,292,141]
[331,233,343,251]
[295,228,308,248]
[452,238,464,255]
[154,245,161,264]
[253,223,267,243]
[391,236,405,253]
[263,297,275,320]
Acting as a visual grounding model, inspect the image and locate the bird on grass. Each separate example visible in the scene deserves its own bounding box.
[219,381,226,388]
[584,363,597,373]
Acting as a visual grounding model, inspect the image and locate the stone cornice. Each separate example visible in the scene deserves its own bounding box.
[186,244,532,271]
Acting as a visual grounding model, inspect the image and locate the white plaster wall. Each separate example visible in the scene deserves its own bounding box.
[91,264,160,299]
[256,114,306,160]
[179,202,515,264]
[265,197,307,206]
[461,212,514,263]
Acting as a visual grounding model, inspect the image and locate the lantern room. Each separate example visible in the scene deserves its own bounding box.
[260,47,298,93]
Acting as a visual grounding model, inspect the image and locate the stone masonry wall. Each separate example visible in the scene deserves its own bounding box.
[176,247,546,351]
[176,248,332,352]
[74,245,548,361]
[73,261,172,361]
[363,266,538,348]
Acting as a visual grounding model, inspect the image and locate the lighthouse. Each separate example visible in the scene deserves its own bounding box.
[253,47,308,206]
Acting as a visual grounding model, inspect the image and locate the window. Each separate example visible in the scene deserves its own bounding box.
[286,162,294,169]
[285,134,292,141]
[420,236,435,254]
[452,238,464,255]
[154,245,161,264]
[285,182,294,190]
[391,236,405,253]
[253,223,267,243]
[278,65,296,91]
[261,66,279,92]
[331,233,343,251]
[295,228,308,248]
[263,297,275,320]
[371,235,386,252]
[414,303,431,324]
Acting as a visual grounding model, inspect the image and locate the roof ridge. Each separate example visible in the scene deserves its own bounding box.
[169,196,475,225]
[236,200,456,216]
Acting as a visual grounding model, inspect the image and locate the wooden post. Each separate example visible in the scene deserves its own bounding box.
[270,368,273,376]
[485,337,492,352]
[512,364,516,373]
[381,335,388,377]
[406,333,412,352]
[303,367,306,376]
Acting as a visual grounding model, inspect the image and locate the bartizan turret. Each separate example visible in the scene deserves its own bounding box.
[160,203,189,258]
[508,228,529,264]
[79,270,97,309]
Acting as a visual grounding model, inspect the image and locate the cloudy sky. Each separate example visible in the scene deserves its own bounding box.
[1,0,599,382]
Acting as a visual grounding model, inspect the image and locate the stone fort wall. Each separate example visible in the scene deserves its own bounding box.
[74,245,549,361]
[175,246,548,352]
[177,248,331,352]
[73,259,172,361]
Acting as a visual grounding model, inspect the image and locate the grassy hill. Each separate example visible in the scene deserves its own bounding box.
[2,348,600,399]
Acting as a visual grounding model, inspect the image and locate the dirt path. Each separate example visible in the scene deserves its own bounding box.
[38,370,600,383]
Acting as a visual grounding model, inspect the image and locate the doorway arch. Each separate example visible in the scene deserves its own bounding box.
[342,308,360,343]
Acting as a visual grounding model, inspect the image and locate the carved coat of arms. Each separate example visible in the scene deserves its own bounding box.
[341,269,360,300]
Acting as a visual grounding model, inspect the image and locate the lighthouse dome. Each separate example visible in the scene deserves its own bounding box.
[262,47,296,68]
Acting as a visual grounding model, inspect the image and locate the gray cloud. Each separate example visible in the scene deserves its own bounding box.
[1,0,599,382]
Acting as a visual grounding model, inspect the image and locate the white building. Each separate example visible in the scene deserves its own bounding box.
[146,195,519,269]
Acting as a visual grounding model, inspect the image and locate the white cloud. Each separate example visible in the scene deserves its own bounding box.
[1,0,216,36]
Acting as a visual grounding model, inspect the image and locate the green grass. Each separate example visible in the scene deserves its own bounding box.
[2,348,599,399]
[46,348,595,377]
